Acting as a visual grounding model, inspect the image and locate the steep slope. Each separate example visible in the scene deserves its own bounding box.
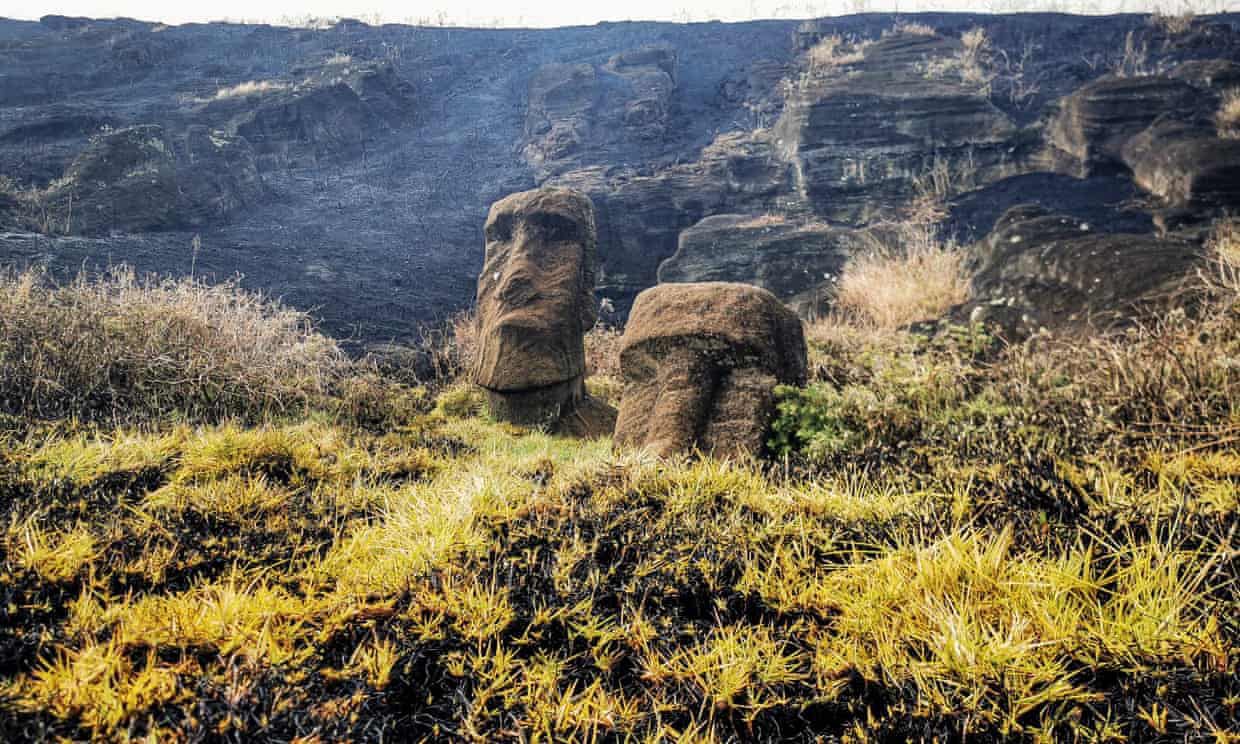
[1,13,1239,343]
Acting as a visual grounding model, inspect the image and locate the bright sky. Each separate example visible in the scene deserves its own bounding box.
[0,0,1234,27]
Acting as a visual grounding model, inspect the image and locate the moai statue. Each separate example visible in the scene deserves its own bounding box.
[473,187,616,437]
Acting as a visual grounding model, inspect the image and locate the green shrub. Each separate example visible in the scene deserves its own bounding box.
[433,381,488,419]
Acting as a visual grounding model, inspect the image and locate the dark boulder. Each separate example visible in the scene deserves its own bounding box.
[964,205,1200,331]
[43,124,177,235]
[1045,75,1204,176]
[177,126,263,227]
[658,214,855,315]
[1122,117,1240,215]
[614,282,807,458]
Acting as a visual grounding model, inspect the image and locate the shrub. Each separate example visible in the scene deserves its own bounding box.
[957,27,992,86]
[433,381,488,419]
[412,308,478,388]
[0,266,347,424]
[1113,31,1151,78]
[805,34,867,73]
[831,240,969,330]
[1148,8,1195,35]
[329,371,430,430]
[781,253,1240,468]
[585,324,624,379]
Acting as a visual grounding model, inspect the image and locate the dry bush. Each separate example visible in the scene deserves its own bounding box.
[584,324,624,379]
[993,40,1042,109]
[805,34,867,72]
[824,157,971,331]
[1148,8,1195,35]
[412,308,478,387]
[1218,89,1240,139]
[833,241,969,330]
[1205,217,1240,293]
[919,28,995,92]
[1113,31,1151,78]
[0,266,347,423]
[957,27,992,86]
[887,19,936,37]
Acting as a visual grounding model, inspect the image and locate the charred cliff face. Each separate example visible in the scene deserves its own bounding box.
[1,13,1239,344]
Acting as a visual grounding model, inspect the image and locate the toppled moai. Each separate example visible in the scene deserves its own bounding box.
[614,282,807,458]
[473,187,616,437]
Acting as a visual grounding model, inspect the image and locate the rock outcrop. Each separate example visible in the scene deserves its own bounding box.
[230,84,380,166]
[473,188,616,437]
[523,46,677,179]
[42,124,178,235]
[1045,75,1203,176]
[550,128,795,313]
[3,15,1240,341]
[614,282,807,458]
[1121,118,1240,216]
[775,31,1024,225]
[657,214,855,315]
[177,127,263,226]
[963,205,1200,332]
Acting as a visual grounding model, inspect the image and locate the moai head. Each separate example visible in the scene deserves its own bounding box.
[473,188,599,423]
[613,282,807,458]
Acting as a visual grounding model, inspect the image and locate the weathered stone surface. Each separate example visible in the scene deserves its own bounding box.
[775,32,1024,225]
[964,205,1200,331]
[550,129,795,314]
[523,46,677,179]
[228,83,382,165]
[615,282,807,458]
[178,126,263,226]
[658,214,855,314]
[43,124,178,235]
[474,187,616,435]
[1121,118,1240,214]
[1045,75,1203,176]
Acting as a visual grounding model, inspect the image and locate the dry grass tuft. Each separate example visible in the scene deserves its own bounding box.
[805,34,868,73]
[0,266,347,424]
[210,79,288,100]
[887,19,936,37]
[832,242,969,330]
[826,164,970,331]
[1148,7,1195,35]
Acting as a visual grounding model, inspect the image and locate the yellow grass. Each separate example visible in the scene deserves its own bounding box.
[832,240,969,329]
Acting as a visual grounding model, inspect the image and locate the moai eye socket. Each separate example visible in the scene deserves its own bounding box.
[527,212,582,243]
[485,212,514,243]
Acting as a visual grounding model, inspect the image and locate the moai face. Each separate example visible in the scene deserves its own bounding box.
[474,189,598,394]
[613,282,807,459]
